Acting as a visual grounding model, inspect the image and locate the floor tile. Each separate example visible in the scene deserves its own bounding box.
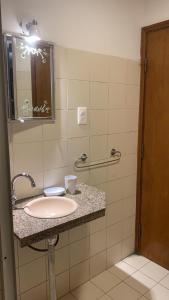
[91,270,121,293]
[124,255,149,270]
[146,284,169,300]
[160,274,169,289]
[71,281,103,300]
[108,282,141,300]
[139,297,148,300]
[99,296,112,300]
[60,294,76,300]
[125,271,156,294]
[140,262,168,282]
[109,261,137,280]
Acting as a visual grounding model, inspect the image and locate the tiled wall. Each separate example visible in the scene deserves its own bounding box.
[8,46,140,299]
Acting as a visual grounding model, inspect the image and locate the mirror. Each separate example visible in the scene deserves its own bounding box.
[4,34,55,120]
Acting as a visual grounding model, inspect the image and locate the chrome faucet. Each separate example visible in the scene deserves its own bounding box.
[11,173,36,208]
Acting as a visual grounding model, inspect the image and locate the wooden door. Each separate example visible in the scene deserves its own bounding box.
[136,20,169,269]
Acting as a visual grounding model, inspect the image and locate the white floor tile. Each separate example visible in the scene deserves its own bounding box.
[109,261,137,280]
[124,254,149,270]
[146,284,169,300]
[160,274,169,289]
[91,270,121,293]
[72,281,103,300]
[140,262,168,282]
[125,271,156,294]
[108,282,141,300]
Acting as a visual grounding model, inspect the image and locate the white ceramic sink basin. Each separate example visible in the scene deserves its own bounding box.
[24,196,78,219]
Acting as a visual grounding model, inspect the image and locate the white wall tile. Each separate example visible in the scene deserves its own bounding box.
[18,241,46,266]
[12,123,43,144]
[67,137,90,165]
[108,109,138,133]
[125,85,140,108]
[107,243,122,268]
[55,271,69,298]
[69,224,90,243]
[106,222,123,248]
[54,246,69,275]
[126,60,140,85]
[108,132,138,156]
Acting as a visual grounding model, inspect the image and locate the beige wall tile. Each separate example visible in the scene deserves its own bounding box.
[122,216,136,239]
[106,222,123,248]
[90,53,109,82]
[69,224,90,243]
[55,271,69,298]
[67,110,90,138]
[70,260,90,289]
[107,154,137,180]
[67,137,90,165]
[55,79,68,109]
[123,196,136,218]
[90,217,106,234]
[19,257,46,293]
[108,132,138,156]
[90,251,107,278]
[90,135,108,161]
[108,109,138,133]
[122,236,135,259]
[18,241,46,266]
[55,46,68,79]
[12,123,43,144]
[43,139,67,170]
[108,83,126,109]
[70,237,90,267]
[90,229,106,256]
[90,110,108,135]
[67,49,91,80]
[20,282,47,300]
[57,231,69,250]
[13,142,43,174]
[55,246,69,275]
[67,80,90,109]
[14,172,43,199]
[44,166,71,188]
[125,85,140,108]
[105,175,136,205]
[106,200,124,226]
[107,243,122,268]
[89,166,107,186]
[43,111,68,140]
[90,82,108,109]
[126,60,140,85]
[109,57,127,83]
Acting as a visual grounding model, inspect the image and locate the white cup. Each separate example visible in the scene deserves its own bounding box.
[64,175,77,194]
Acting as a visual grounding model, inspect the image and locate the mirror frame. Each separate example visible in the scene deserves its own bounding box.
[3,33,55,121]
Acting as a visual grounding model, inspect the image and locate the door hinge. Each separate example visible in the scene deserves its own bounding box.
[141,143,144,160]
[144,58,148,73]
[138,223,142,238]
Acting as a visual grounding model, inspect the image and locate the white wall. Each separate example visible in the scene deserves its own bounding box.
[144,0,169,26]
[1,0,145,60]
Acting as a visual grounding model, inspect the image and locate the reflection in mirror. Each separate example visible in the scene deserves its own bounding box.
[4,34,55,120]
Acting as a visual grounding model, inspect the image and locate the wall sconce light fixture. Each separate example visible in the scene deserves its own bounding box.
[20,19,41,43]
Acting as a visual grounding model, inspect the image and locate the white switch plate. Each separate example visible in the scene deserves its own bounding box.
[77,107,88,125]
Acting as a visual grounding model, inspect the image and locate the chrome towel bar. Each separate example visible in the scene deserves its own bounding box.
[74,148,121,169]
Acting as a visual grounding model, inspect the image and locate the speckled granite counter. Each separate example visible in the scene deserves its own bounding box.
[13,183,105,247]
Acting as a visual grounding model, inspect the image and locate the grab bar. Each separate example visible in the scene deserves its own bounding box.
[74,148,121,169]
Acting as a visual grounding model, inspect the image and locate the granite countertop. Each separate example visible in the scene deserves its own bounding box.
[13,183,106,247]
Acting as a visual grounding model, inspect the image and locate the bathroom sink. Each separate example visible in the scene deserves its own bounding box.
[24,196,78,219]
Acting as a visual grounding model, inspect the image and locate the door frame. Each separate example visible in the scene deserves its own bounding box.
[135,19,169,252]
